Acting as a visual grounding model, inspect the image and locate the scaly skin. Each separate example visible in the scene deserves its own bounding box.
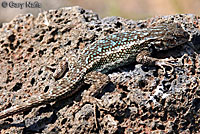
[0,23,189,119]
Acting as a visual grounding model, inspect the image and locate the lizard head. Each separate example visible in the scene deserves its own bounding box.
[153,23,190,50]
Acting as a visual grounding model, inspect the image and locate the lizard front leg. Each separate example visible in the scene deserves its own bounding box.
[136,50,178,74]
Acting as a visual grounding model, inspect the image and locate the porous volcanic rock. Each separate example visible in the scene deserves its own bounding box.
[0,6,200,134]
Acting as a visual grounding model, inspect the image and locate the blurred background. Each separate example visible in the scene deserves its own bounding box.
[0,0,199,23]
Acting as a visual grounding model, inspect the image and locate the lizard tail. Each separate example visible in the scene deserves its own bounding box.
[0,93,53,119]
[0,79,83,119]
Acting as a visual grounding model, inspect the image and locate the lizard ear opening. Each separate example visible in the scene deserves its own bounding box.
[148,45,156,54]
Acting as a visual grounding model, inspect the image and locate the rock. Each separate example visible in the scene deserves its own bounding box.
[0,6,200,133]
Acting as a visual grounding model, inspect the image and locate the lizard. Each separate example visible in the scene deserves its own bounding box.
[0,22,189,120]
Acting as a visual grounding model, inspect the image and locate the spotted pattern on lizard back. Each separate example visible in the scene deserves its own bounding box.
[78,23,189,73]
[0,23,189,119]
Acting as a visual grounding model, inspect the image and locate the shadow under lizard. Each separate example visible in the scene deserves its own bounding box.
[0,23,189,119]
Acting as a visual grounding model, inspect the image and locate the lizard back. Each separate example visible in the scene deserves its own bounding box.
[79,23,189,73]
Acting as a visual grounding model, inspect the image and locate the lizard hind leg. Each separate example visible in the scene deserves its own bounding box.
[83,71,110,97]
[53,59,69,80]
[81,71,110,129]
[53,50,78,80]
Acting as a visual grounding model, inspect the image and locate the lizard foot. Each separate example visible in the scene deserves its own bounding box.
[78,71,110,130]
[136,50,181,74]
